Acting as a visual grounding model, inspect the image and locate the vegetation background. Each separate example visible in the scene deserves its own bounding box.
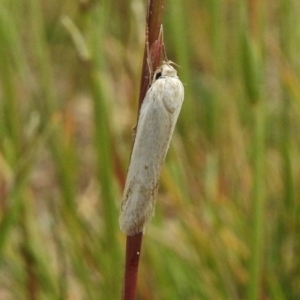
[0,0,299,299]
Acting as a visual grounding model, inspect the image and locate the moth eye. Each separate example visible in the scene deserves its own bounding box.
[155,71,162,80]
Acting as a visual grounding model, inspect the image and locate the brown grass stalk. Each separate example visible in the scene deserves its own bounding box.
[121,0,165,299]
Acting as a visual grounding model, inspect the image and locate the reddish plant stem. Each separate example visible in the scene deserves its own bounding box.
[121,1,165,299]
[138,0,166,111]
[122,233,143,299]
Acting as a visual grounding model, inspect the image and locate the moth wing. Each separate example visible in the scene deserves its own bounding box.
[161,77,184,115]
[119,77,184,235]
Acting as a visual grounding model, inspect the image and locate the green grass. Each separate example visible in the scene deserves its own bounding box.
[0,0,300,299]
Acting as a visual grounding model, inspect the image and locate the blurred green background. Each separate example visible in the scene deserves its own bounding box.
[0,0,300,299]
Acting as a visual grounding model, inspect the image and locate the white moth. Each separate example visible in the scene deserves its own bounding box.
[119,62,184,235]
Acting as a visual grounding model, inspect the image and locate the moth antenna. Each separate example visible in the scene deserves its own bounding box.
[163,60,181,69]
[146,26,153,81]
[159,26,168,63]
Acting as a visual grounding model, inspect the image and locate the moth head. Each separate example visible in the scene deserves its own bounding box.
[152,62,177,82]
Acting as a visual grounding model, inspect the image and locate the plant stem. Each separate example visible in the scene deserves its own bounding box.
[248,102,265,300]
[122,234,143,300]
[121,0,165,299]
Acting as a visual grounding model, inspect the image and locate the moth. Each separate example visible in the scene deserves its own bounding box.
[119,62,184,235]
